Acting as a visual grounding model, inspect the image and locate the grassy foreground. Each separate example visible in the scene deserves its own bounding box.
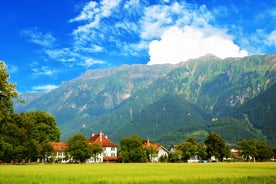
[0,162,275,184]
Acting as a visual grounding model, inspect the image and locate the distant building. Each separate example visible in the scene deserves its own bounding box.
[48,131,118,163]
[142,139,169,162]
[48,142,69,163]
[88,131,118,162]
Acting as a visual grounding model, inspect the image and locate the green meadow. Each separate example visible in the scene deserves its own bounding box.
[0,163,275,184]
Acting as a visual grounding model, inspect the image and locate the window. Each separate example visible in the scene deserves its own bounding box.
[111,147,115,151]
[111,153,115,156]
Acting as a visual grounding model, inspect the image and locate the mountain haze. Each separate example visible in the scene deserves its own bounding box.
[15,54,276,145]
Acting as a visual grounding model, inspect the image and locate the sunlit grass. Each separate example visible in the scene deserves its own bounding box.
[0,162,275,183]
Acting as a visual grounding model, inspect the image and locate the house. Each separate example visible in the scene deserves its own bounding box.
[48,131,118,163]
[87,131,118,162]
[142,139,169,162]
[48,142,69,163]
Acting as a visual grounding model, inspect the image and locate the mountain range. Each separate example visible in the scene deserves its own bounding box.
[15,54,276,146]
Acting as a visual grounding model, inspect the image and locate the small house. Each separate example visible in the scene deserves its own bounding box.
[142,139,169,162]
[48,142,69,163]
[88,131,118,162]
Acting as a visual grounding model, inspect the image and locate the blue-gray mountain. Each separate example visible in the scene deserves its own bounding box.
[15,54,276,145]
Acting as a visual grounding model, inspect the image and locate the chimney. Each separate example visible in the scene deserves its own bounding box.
[105,135,108,139]
[100,130,103,142]
[91,133,95,137]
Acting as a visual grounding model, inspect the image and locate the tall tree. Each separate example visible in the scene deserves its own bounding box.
[177,137,198,162]
[118,135,146,163]
[0,61,18,121]
[67,134,91,163]
[27,111,60,161]
[236,139,257,161]
[255,140,273,161]
[205,132,229,161]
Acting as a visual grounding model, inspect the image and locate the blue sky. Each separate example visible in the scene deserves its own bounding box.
[1,0,275,93]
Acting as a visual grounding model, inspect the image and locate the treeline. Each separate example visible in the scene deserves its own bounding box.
[117,133,276,163]
[0,62,60,163]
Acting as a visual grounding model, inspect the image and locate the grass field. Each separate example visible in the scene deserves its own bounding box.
[0,162,275,183]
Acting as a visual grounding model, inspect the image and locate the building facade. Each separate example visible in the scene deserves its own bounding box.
[87,131,118,162]
[48,131,118,163]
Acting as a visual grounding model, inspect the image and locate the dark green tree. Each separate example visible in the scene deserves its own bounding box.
[255,140,273,161]
[0,113,29,162]
[272,146,276,159]
[205,132,229,161]
[236,139,257,161]
[118,135,146,163]
[197,143,208,161]
[177,137,198,162]
[27,111,60,161]
[67,134,91,163]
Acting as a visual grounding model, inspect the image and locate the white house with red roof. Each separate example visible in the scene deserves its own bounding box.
[48,142,69,163]
[142,139,169,162]
[87,131,118,162]
[48,131,117,163]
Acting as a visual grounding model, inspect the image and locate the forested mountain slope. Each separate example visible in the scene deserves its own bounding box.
[15,54,276,142]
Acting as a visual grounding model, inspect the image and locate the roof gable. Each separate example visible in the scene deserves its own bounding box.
[48,142,69,152]
[88,131,117,147]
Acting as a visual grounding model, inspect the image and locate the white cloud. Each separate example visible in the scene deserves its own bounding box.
[82,58,106,67]
[31,65,56,76]
[21,28,56,48]
[71,0,121,35]
[140,2,212,40]
[267,30,276,46]
[147,26,248,65]
[32,84,59,92]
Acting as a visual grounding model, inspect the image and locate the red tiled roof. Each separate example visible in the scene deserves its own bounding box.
[88,131,117,147]
[142,139,161,150]
[48,142,69,152]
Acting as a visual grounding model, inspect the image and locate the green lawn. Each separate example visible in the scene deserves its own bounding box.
[0,162,275,183]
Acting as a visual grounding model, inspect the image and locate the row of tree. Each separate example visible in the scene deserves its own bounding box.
[170,133,276,162]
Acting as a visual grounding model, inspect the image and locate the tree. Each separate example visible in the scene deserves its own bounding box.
[144,145,157,162]
[67,134,91,163]
[236,139,257,161]
[168,149,182,162]
[0,113,29,162]
[272,146,276,159]
[118,135,146,163]
[177,137,198,162]
[0,61,18,121]
[255,140,273,161]
[205,132,229,161]
[27,111,60,161]
[237,139,273,162]
[197,143,208,161]
[89,142,103,162]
